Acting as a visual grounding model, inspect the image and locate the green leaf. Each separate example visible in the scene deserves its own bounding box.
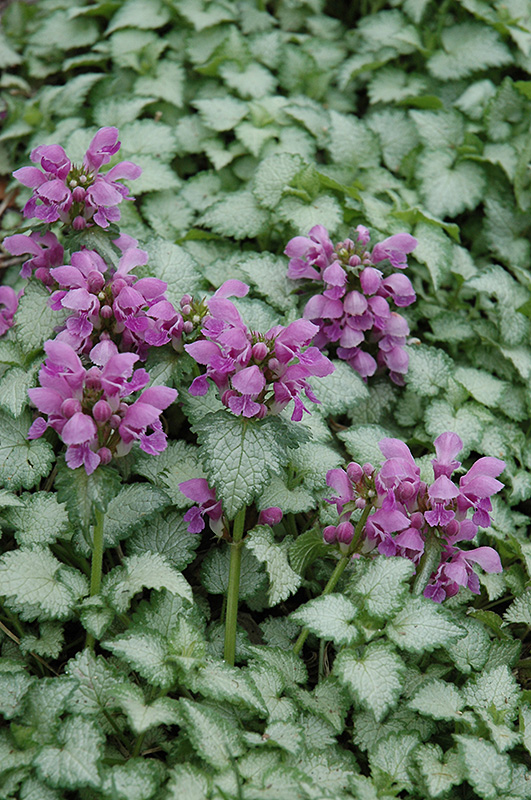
[277,194,343,235]
[101,759,163,800]
[3,491,70,547]
[409,679,465,720]
[334,643,405,721]
[0,362,39,417]
[200,190,269,239]
[19,621,64,659]
[424,400,484,457]
[93,95,155,128]
[188,660,267,714]
[103,552,192,612]
[444,617,491,674]
[164,764,210,800]
[246,525,302,605]
[289,528,330,575]
[350,556,414,619]
[454,366,507,408]
[455,735,512,799]
[367,109,419,172]
[126,511,200,571]
[193,96,248,131]
[142,192,193,238]
[417,150,486,219]
[106,0,170,33]
[0,408,54,491]
[290,594,360,646]
[104,629,177,689]
[220,61,276,99]
[463,665,520,719]
[253,153,304,208]
[415,744,466,798]
[135,59,185,107]
[144,237,203,307]
[427,22,512,80]
[0,664,35,720]
[236,252,297,313]
[410,109,465,149]
[113,683,180,735]
[327,110,380,168]
[201,545,266,600]
[34,717,103,790]
[14,281,68,356]
[369,732,419,790]
[55,460,122,535]
[193,412,296,519]
[387,596,465,653]
[178,699,245,768]
[0,29,22,68]
[102,484,169,547]
[0,548,82,621]
[310,359,369,416]
[338,423,394,465]
[412,222,454,290]
[28,12,99,51]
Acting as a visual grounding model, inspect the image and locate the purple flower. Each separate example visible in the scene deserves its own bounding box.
[12,127,141,230]
[287,225,417,383]
[2,231,64,283]
[27,339,177,474]
[371,233,418,269]
[179,478,223,535]
[258,507,283,526]
[322,432,505,603]
[185,289,334,421]
[0,286,20,335]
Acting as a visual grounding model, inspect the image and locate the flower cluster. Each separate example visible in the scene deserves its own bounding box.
[185,280,334,421]
[325,433,505,602]
[179,477,283,536]
[3,232,188,360]
[11,127,140,229]
[285,225,417,384]
[27,339,177,475]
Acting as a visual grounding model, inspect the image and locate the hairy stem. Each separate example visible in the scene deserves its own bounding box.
[293,502,373,657]
[224,506,246,666]
[86,506,105,649]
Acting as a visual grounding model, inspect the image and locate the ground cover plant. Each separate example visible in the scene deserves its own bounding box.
[2,0,531,798]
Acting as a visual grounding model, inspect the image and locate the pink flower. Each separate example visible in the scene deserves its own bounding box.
[0,286,20,335]
[27,340,177,474]
[2,231,64,283]
[179,478,223,535]
[11,127,141,230]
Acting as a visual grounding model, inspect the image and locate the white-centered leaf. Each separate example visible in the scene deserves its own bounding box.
[334,642,405,721]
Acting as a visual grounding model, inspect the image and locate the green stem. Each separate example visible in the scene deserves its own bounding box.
[224,506,246,666]
[293,553,350,656]
[86,507,105,649]
[293,502,373,657]
[412,530,441,596]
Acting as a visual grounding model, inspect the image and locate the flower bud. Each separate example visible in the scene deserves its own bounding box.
[93,399,112,423]
[100,304,113,319]
[87,271,105,293]
[183,321,194,334]
[72,215,87,231]
[61,398,81,418]
[180,294,192,307]
[362,463,374,476]
[97,446,112,465]
[181,304,192,316]
[72,186,86,203]
[336,521,354,545]
[258,507,283,526]
[112,278,127,296]
[355,497,366,509]
[360,267,382,295]
[346,462,363,483]
[323,525,337,544]
[410,511,424,529]
[109,414,121,429]
[252,342,268,361]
